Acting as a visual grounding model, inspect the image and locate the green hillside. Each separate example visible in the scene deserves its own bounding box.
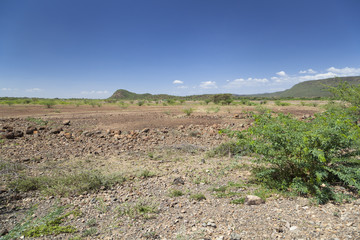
[253,76,360,98]
[109,89,218,101]
[110,76,360,100]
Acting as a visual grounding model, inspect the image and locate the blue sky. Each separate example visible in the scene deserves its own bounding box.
[1,0,360,98]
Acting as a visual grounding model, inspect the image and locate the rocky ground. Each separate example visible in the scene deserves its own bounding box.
[1,103,359,239]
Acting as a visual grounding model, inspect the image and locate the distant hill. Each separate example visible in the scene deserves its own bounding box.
[250,76,360,98]
[109,89,216,101]
[110,76,360,100]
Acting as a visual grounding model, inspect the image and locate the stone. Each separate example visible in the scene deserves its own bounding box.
[62,120,70,125]
[290,226,298,231]
[51,127,63,134]
[141,128,150,133]
[0,228,9,236]
[173,177,185,185]
[26,126,37,134]
[14,130,24,138]
[230,233,241,240]
[1,131,15,139]
[64,132,72,139]
[244,195,265,205]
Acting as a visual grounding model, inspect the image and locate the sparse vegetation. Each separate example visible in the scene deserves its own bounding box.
[183,107,194,116]
[118,199,158,219]
[7,170,126,197]
[190,193,206,201]
[169,189,184,197]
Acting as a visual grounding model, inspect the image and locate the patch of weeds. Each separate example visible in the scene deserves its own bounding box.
[94,198,108,213]
[168,189,184,197]
[183,108,194,116]
[138,169,156,179]
[193,176,210,185]
[8,170,126,197]
[142,231,160,239]
[147,152,154,159]
[190,193,206,201]
[206,141,244,158]
[253,187,279,201]
[86,218,97,227]
[230,197,245,204]
[163,110,172,115]
[206,106,220,113]
[210,181,247,198]
[118,199,158,220]
[82,227,97,237]
[189,130,200,137]
[274,100,291,106]
[26,117,48,125]
[3,205,79,239]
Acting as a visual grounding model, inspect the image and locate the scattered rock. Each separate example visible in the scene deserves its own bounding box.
[0,228,9,236]
[62,120,71,125]
[14,130,24,138]
[230,233,241,240]
[290,226,298,231]
[26,126,37,134]
[51,127,63,134]
[173,177,185,185]
[245,195,265,205]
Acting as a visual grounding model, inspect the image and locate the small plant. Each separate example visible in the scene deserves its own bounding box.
[142,231,160,239]
[118,199,158,219]
[190,193,206,201]
[137,100,145,106]
[204,99,211,105]
[230,198,245,204]
[206,106,220,113]
[8,170,126,197]
[26,117,48,125]
[86,218,97,227]
[82,228,97,237]
[274,100,290,106]
[139,169,155,179]
[183,108,194,116]
[41,100,56,108]
[169,189,184,197]
[206,141,243,158]
[22,206,78,238]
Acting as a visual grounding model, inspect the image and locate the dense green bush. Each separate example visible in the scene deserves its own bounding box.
[213,94,233,105]
[237,107,360,203]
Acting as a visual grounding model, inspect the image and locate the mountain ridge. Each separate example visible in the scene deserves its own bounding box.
[109,76,360,100]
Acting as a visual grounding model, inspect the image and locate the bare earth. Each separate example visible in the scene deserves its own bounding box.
[1,102,359,239]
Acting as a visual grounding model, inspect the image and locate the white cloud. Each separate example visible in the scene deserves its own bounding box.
[327,67,360,76]
[299,69,316,74]
[224,77,269,88]
[26,88,42,92]
[81,90,109,95]
[200,81,217,89]
[173,80,183,84]
[276,71,287,76]
[1,88,12,91]
[176,85,188,89]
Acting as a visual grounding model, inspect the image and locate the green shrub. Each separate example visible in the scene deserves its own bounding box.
[41,100,56,108]
[190,193,206,201]
[183,108,194,116]
[274,100,290,106]
[213,94,232,105]
[168,189,184,197]
[236,109,360,203]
